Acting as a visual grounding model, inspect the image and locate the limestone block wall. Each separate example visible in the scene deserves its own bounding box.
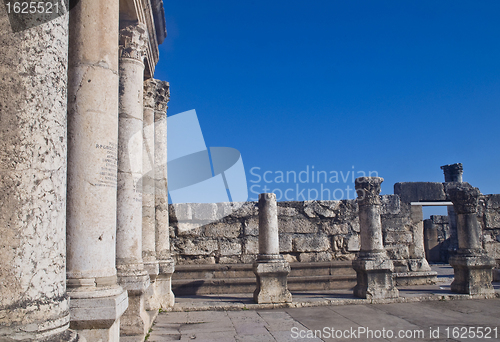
[423,215,451,262]
[478,194,500,280]
[169,195,416,267]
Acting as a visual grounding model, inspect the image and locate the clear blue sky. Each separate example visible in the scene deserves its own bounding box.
[155,0,500,214]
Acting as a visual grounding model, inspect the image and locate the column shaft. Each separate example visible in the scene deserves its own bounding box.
[116,22,150,336]
[0,7,77,341]
[66,0,127,340]
[153,80,175,308]
[258,193,280,255]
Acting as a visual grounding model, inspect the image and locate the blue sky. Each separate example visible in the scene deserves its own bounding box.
[155,1,500,215]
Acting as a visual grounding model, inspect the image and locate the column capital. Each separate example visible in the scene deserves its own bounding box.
[446,183,481,214]
[355,177,383,206]
[119,22,148,61]
[143,79,170,113]
[440,163,463,182]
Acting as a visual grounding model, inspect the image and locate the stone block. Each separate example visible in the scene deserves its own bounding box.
[253,260,292,304]
[384,231,412,244]
[170,203,192,221]
[278,205,299,217]
[232,201,258,218]
[219,256,240,264]
[292,235,330,252]
[298,252,332,262]
[380,195,401,215]
[321,221,349,235]
[176,239,217,256]
[244,218,259,236]
[279,217,317,234]
[244,237,259,255]
[346,234,360,252]
[394,182,446,203]
[279,234,293,253]
[381,217,408,232]
[241,254,258,264]
[485,194,500,209]
[220,240,242,256]
[192,203,218,221]
[485,210,500,229]
[176,223,203,237]
[203,222,241,238]
[283,254,298,263]
[484,242,500,259]
[331,235,346,252]
[303,201,337,218]
[386,245,410,260]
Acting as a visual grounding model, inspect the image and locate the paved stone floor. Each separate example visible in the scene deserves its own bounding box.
[147,265,500,341]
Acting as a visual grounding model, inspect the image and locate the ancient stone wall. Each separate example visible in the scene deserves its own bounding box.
[169,196,413,267]
[423,215,450,262]
[479,194,500,280]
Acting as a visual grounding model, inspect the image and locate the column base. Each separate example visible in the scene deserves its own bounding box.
[449,253,495,295]
[253,256,292,304]
[68,286,128,342]
[352,255,399,299]
[117,270,151,337]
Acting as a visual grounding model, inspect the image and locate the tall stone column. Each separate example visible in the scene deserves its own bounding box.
[66,0,128,341]
[0,6,78,341]
[116,22,151,336]
[353,177,398,299]
[154,81,175,308]
[441,163,463,259]
[142,80,160,310]
[253,193,292,304]
[447,183,495,295]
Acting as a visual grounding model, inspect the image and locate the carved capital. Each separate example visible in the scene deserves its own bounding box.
[119,23,148,61]
[441,163,463,182]
[446,182,481,214]
[355,177,383,206]
[143,79,170,113]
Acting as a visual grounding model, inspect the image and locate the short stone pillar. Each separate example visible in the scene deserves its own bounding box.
[353,177,399,299]
[253,193,292,304]
[441,163,463,257]
[116,22,151,336]
[66,0,128,340]
[447,183,495,295]
[0,7,78,341]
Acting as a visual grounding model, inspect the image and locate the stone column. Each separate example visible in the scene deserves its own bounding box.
[142,80,160,310]
[408,205,432,272]
[423,219,440,262]
[0,6,78,341]
[154,81,175,308]
[441,163,463,259]
[116,22,151,336]
[253,193,292,304]
[447,183,495,295]
[353,177,399,299]
[66,0,128,340]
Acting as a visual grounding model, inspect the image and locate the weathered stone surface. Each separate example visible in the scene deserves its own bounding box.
[204,222,241,239]
[278,206,299,217]
[394,182,446,203]
[258,193,279,255]
[321,222,349,235]
[170,203,193,221]
[253,261,292,304]
[279,217,317,234]
[346,234,360,252]
[386,246,410,260]
[279,234,293,253]
[220,240,242,256]
[384,231,413,244]
[298,252,333,262]
[0,7,74,339]
[244,217,259,236]
[292,235,330,252]
[176,239,218,256]
[192,203,219,221]
[244,237,259,255]
[380,195,401,215]
[303,201,337,218]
